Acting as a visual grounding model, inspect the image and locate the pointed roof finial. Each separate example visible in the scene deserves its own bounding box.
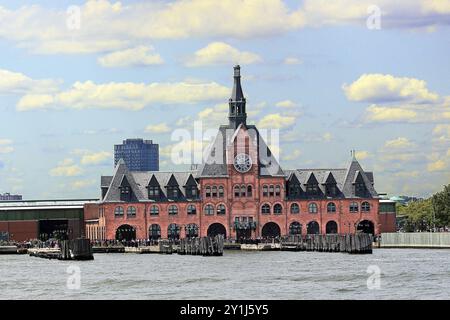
[352,149,357,161]
[231,65,244,101]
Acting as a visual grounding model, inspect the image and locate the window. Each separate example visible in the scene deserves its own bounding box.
[127,206,136,217]
[247,185,252,197]
[218,186,224,198]
[269,185,274,197]
[290,203,300,214]
[289,184,301,198]
[120,186,131,201]
[217,204,226,215]
[308,203,318,213]
[234,185,240,197]
[361,201,371,212]
[274,204,283,215]
[261,204,270,215]
[350,202,359,213]
[325,184,337,196]
[204,204,214,215]
[187,204,196,215]
[205,186,211,197]
[188,186,198,198]
[148,186,159,198]
[168,205,178,215]
[167,186,178,199]
[306,183,319,194]
[114,206,124,217]
[327,202,336,213]
[149,205,159,216]
[275,185,281,197]
[240,185,246,197]
[263,185,268,197]
[355,183,366,195]
[212,186,218,197]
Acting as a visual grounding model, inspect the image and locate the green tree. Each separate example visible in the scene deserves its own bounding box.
[432,184,450,227]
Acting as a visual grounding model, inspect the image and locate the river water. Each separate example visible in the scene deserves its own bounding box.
[0,249,449,299]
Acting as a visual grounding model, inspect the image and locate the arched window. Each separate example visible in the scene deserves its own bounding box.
[350,202,359,213]
[327,202,336,213]
[168,205,178,215]
[205,186,211,197]
[240,185,246,197]
[167,224,180,240]
[217,204,226,215]
[263,185,268,197]
[204,204,214,215]
[234,185,240,197]
[187,204,196,215]
[212,186,218,197]
[289,222,302,235]
[290,203,300,214]
[269,185,274,197]
[275,185,281,197]
[114,206,124,217]
[185,224,199,238]
[274,204,283,215]
[361,201,371,212]
[308,203,318,214]
[127,206,136,217]
[261,204,271,215]
[247,185,252,197]
[218,186,224,198]
[149,205,159,216]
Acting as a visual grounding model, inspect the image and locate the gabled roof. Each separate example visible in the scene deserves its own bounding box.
[342,159,378,198]
[323,171,337,185]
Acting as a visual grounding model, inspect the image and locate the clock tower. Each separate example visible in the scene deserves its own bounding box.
[228,65,247,129]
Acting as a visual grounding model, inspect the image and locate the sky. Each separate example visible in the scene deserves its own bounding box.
[0,0,449,199]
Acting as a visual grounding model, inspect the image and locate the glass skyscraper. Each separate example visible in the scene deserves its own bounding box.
[114,139,159,171]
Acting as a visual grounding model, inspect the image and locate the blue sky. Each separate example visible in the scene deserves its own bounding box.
[0,0,449,199]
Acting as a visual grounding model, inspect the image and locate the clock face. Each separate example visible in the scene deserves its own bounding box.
[234,153,252,173]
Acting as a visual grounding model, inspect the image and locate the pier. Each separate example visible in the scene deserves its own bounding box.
[380,232,450,248]
[280,234,373,254]
[28,238,94,260]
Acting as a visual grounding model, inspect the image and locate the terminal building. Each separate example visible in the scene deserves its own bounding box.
[85,66,397,241]
[0,199,97,242]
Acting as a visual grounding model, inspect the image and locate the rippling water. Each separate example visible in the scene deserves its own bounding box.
[1,249,449,299]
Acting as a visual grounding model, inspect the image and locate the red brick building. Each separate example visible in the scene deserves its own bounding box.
[85,66,394,241]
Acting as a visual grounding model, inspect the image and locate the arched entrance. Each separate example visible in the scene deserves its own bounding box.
[357,220,375,235]
[207,223,227,238]
[326,221,338,234]
[168,224,180,240]
[306,221,320,234]
[289,222,302,235]
[116,224,136,241]
[261,222,281,238]
[148,224,161,240]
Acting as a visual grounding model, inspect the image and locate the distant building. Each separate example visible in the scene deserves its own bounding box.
[0,193,22,201]
[114,139,159,171]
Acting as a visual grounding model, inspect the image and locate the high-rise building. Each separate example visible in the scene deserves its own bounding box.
[114,139,159,171]
[0,193,23,201]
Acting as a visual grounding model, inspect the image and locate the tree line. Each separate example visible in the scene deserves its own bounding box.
[397,184,450,232]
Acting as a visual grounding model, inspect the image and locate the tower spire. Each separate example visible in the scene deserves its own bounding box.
[228,65,247,129]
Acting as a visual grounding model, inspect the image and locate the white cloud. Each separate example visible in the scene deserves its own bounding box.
[355,150,370,160]
[145,123,171,134]
[276,100,297,108]
[71,179,96,190]
[427,159,447,172]
[257,113,296,129]
[283,149,301,161]
[0,138,14,154]
[98,46,164,67]
[384,137,416,149]
[17,80,229,111]
[80,151,111,165]
[49,158,83,177]
[283,57,302,65]
[364,105,418,122]
[343,74,438,104]
[185,42,262,67]
[0,69,60,94]
[0,0,449,56]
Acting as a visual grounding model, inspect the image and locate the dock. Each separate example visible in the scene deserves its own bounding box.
[280,234,373,254]
[29,239,94,260]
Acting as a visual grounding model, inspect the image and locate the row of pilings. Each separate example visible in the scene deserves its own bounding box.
[158,235,224,256]
[280,234,373,254]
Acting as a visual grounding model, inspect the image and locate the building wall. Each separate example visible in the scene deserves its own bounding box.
[0,221,38,242]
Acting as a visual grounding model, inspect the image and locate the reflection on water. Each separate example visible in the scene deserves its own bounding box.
[1,249,449,300]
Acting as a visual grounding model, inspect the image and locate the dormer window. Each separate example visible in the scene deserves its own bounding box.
[167,186,179,199]
[325,184,337,196]
[306,183,319,194]
[148,186,160,198]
